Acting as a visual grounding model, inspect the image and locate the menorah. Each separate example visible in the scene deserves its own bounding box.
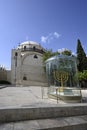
[53,70,68,87]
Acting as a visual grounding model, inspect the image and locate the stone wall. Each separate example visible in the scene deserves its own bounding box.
[7,70,11,83]
[11,49,48,86]
[0,68,7,81]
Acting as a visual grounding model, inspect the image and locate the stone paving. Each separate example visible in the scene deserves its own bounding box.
[0,86,87,130]
[0,86,87,108]
[0,86,57,108]
[0,115,87,130]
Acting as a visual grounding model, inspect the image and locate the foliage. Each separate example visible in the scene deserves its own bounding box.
[43,49,72,63]
[78,70,87,81]
[43,50,52,63]
[43,49,60,63]
[76,39,87,72]
[43,49,73,72]
[61,49,72,56]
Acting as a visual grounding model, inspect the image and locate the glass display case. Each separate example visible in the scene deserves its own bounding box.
[45,54,82,102]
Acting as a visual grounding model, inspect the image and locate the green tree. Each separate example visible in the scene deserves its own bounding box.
[61,49,72,56]
[78,70,87,88]
[43,49,72,63]
[43,49,60,63]
[42,49,53,63]
[78,70,87,82]
[76,39,87,72]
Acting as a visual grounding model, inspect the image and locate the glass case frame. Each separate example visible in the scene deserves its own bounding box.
[45,55,82,102]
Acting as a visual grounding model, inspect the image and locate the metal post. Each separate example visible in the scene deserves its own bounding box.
[41,86,44,99]
[56,88,58,103]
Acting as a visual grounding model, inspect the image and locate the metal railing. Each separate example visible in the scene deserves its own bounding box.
[21,47,45,54]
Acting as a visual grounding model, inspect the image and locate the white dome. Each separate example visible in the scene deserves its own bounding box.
[17,41,44,51]
[17,41,40,49]
[20,41,39,46]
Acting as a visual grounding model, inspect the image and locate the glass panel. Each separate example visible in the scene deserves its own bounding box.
[46,55,79,88]
[46,55,81,102]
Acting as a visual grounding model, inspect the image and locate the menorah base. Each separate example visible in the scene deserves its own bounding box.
[48,87,82,103]
[58,87,64,92]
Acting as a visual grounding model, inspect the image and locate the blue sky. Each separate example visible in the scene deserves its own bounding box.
[0,0,87,69]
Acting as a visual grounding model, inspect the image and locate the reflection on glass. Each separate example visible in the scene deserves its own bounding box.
[45,55,82,102]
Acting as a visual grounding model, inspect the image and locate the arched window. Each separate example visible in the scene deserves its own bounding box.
[14,52,18,67]
[15,52,18,56]
[23,76,27,80]
[33,46,36,51]
[24,46,26,50]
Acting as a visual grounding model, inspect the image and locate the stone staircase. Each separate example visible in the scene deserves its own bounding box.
[0,104,87,130]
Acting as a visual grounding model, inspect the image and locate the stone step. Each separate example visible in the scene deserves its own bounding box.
[0,85,7,89]
[0,115,87,130]
[0,104,87,123]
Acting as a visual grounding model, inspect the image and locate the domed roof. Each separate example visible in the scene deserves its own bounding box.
[17,41,40,49]
[17,41,45,53]
[20,41,39,46]
[46,54,76,63]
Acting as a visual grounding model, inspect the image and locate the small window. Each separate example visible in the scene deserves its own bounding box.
[24,46,26,50]
[15,52,18,56]
[33,46,36,51]
[34,55,38,58]
[23,76,27,80]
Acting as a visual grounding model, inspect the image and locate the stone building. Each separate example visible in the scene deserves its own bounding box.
[0,66,7,81]
[11,41,47,86]
[0,65,11,83]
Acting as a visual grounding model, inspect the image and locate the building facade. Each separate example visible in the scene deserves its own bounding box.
[0,65,11,83]
[11,41,47,86]
[0,66,7,81]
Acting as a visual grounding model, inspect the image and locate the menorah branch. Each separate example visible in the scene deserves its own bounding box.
[53,70,68,87]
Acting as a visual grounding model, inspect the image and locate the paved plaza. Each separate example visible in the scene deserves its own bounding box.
[0,86,87,108]
[0,86,87,130]
[0,86,66,108]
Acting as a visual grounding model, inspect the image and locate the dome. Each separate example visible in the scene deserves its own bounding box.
[17,41,40,49]
[20,41,39,46]
[46,54,76,63]
[17,41,45,54]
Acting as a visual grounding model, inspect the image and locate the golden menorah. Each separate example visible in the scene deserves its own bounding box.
[53,70,68,87]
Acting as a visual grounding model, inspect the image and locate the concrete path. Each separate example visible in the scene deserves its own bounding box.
[0,86,87,130]
[0,86,87,108]
[0,86,63,108]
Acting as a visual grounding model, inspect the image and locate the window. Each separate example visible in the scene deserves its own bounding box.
[33,46,36,51]
[23,76,27,80]
[15,52,18,56]
[24,46,26,50]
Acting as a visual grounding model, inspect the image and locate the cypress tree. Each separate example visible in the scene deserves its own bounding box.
[76,39,87,72]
